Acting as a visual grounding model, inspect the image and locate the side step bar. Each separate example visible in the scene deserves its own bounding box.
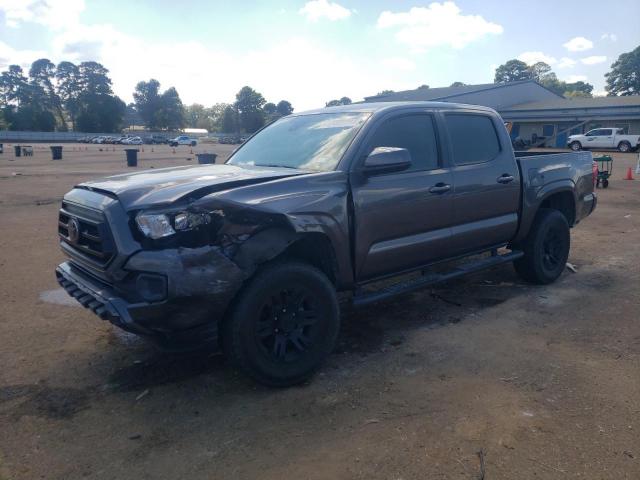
[352,250,524,307]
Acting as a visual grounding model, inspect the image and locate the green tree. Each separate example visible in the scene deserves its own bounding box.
[276,100,293,116]
[377,90,394,96]
[326,97,352,107]
[29,58,65,128]
[158,87,185,130]
[263,102,277,115]
[449,82,464,87]
[605,46,640,96]
[234,86,266,133]
[78,61,113,96]
[56,61,81,129]
[494,59,531,83]
[133,79,162,128]
[0,65,29,105]
[221,105,238,133]
[528,62,553,82]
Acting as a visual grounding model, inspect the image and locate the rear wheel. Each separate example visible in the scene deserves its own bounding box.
[223,262,340,387]
[514,209,570,285]
[569,142,582,151]
[618,141,631,153]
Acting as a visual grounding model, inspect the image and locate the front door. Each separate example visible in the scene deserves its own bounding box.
[351,112,454,281]
[586,128,614,148]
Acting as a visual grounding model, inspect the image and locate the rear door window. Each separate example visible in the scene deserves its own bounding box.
[366,114,439,171]
[445,114,501,165]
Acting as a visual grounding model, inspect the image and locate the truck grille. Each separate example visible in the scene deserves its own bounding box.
[58,202,115,268]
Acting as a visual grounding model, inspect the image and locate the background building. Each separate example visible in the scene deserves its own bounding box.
[364,81,640,148]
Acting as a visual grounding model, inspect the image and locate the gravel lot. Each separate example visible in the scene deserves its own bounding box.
[0,144,639,479]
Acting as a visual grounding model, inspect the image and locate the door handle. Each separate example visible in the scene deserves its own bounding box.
[497,174,514,184]
[429,183,451,194]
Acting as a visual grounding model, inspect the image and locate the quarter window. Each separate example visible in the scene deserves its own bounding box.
[445,114,500,165]
[367,114,439,171]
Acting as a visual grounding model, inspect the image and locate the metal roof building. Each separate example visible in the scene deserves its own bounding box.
[364,81,640,148]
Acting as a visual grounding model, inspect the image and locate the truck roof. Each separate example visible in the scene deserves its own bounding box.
[296,101,496,116]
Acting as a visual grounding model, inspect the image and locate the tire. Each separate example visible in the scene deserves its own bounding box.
[602,178,609,188]
[618,141,631,153]
[514,209,570,285]
[222,261,340,387]
[569,142,582,151]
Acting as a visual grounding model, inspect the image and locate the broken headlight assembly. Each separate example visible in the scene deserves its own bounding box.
[136,210,220,240]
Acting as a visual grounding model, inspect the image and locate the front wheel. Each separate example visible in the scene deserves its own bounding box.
[223,262,340,387]
[514,209,570,285]
[569,142,582,151]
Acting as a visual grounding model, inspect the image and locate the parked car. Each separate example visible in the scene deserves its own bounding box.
[169,135,197,147]
[123,136,143,145]
[219,136,242,144]
[568,128,640,152]
[91,136,106,144]
[144,134,169,145]
[56,102,596,386]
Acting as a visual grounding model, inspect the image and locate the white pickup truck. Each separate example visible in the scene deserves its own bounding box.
[568,128,640,153]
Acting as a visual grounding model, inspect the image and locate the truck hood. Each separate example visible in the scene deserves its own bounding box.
[77,164,307,210]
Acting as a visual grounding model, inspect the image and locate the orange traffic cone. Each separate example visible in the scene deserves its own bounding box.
[151,147,154,153]
[172,148,176,154]
[625,167,634,180]
[141,146,144,152]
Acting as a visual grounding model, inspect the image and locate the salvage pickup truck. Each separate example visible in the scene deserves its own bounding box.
[56,102,597,386]
[568,127,640,153]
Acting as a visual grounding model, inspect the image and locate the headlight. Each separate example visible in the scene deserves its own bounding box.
[136,213,175,239]
[135,210,216,239]
[174,212,211,230]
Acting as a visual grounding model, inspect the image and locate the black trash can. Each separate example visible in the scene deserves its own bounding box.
[125,149,139,167]
[14,145,21,157]
[0,143,3,154]
[196,153,217,164]
[50,145,63,160]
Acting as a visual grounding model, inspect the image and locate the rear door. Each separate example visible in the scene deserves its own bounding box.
[351,111,454,280]
[442,111,521,255]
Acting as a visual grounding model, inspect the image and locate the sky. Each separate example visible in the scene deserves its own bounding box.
[0,0,639,111]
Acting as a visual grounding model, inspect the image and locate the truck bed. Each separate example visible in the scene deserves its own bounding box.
[513,150,595,243]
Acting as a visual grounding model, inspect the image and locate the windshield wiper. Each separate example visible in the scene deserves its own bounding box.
[254,163,301,170]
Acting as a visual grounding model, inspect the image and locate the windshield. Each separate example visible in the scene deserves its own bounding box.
[227,112,370,171]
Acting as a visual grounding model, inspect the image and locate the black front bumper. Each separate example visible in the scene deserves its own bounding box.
[56,259,242,349]
[56,261,157,336]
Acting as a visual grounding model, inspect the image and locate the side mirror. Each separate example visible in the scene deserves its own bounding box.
[363,147,412,176]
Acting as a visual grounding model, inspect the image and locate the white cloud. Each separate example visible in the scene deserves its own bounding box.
[592,89,607,97]
[0,41,48,69]
[380,57,416,71]
[581,55,607,65]
[557,57,577,68]
[564,75,588,83]
[299,0,351,21]
[563,36,593,52]
[601,33,617,42]
[377,1,503,52]
[0,0,84,29]
[518,51,557,65]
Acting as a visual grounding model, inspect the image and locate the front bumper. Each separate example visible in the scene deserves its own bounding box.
[56,244,248,346]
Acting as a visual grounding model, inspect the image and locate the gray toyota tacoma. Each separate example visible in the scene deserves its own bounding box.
[56,102,597,386]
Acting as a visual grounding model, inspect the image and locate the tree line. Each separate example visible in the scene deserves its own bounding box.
[0,59,294,134]
[0,60,125,132]
[1,47,638,132]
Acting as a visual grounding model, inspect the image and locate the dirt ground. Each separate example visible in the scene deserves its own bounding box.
[0,143,638,480]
